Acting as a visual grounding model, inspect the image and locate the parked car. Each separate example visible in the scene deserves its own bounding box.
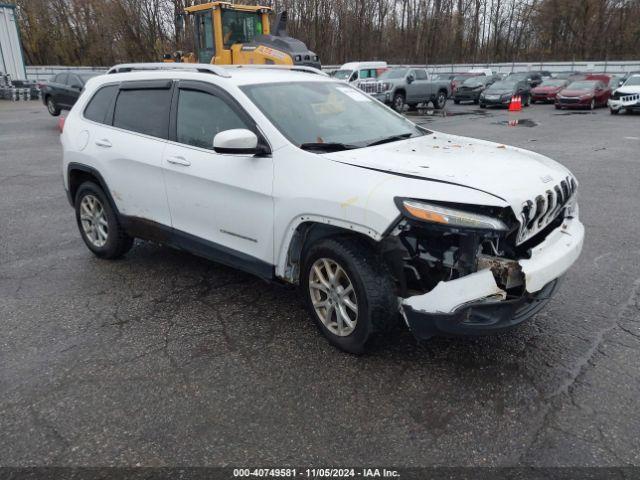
[61,62,583,353]
[453,75,497,104]
[608,74,640,114]
[332,61,387,84]
[551,71,583,80]
[42,71,101,116]
[585,73,612,84]
[506,71,543,88]
[451,73,482,95]
[530,79,570,103]
[358,67,450,111]
[555,80,611,110]
[479,80,531,108]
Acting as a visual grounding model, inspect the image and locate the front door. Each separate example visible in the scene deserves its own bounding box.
[162,81,274,272]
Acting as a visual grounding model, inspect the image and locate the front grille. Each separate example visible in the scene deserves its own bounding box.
[516,176,577,244]
[358,82,385,94]
[558,97,580,104]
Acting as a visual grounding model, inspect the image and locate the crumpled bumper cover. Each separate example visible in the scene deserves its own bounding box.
[401,217,584,338]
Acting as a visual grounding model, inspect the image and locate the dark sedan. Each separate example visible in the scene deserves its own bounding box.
[42,71,101,116]
[531,79,570,103]
[555,80,611,110]
[453,76,497,104]
[479,80,531,108]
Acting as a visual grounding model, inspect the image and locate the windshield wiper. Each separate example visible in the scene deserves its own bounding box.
[365,133,413,147]
[299,142,358,152]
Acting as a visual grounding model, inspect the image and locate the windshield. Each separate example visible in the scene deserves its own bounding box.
[221,10,262,48]
[241,81,425,149]
[332,70,353,80]
[539,79,566,87]
[488,81,515,90]
[624,76,640,86]
[378,69,408,80]
[453,74,473,81]
[507,73,528,80]
[567,81,597,89]
[462,77,485,87]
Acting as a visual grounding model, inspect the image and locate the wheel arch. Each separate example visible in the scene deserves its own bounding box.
[275,217,384,284]
[67,163,119,213]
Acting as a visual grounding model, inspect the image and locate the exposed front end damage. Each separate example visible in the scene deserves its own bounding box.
[382,195,584,338]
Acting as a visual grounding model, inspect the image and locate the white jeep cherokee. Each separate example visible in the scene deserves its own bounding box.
[61,63,584,353]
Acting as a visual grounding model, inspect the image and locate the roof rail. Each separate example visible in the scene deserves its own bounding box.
[226,64,328,77]
[106,63,232,78]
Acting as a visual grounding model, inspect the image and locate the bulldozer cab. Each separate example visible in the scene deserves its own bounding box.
[186,2,272,65]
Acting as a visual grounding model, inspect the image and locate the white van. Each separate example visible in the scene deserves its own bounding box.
[332,61,388,83]
[468,68,493,76]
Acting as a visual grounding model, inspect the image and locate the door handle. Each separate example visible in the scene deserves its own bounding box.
[95,139,112,148]
[166,156,191,166]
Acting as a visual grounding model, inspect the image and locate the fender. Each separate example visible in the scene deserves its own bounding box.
[275,213,386,280]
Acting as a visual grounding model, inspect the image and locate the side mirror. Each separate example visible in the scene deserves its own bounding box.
[407,75,414,84]
[213,129,266,155]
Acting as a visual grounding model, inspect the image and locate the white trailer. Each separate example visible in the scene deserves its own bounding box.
[0,3,27,81]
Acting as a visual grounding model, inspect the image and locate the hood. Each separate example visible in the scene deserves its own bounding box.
[616,85,640,95]
[533,86,561,93]
[323,132,573,214]
[559,88,592,97]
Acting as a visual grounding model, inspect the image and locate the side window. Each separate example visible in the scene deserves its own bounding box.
[84,85,118,124]
[176,89,249,150]
[415,70,428,80]
[54,73,67,84]
[68,75,81,87]
[113,88,171,139]
[359,69,373,79]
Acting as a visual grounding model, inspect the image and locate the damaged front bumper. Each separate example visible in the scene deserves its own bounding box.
[401,216,584,338]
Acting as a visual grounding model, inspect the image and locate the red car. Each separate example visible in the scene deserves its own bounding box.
[531,79,570,103]
[555,80,611,110]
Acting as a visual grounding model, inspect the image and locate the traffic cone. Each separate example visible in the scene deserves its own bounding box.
[508,95,518,111]
[516,95,522,110]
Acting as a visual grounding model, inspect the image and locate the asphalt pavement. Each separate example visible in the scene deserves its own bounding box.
[1,99,639,467]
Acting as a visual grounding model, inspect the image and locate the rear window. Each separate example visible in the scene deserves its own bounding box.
[84,85,117,124]
[113,88,171,138]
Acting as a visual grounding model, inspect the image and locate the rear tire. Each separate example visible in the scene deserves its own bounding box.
[75,182,134,259]
[301,237,397,354]
[392,93,405,113]
[480,103,486,108]
[46,96,61,116]
[454,99,460,105]
[433,90,447,110]
[610,108,619,115]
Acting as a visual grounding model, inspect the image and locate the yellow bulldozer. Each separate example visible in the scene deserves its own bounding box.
[165,2,320,69]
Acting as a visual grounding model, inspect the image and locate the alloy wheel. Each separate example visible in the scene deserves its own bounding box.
[47,98,56,114]
[308,258,358,337]
[79,194,108,248]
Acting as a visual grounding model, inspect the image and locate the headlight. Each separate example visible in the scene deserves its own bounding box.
[382,82,393,91]
[397,199,508,231]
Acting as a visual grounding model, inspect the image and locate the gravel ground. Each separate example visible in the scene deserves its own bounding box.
[1,99,639,467]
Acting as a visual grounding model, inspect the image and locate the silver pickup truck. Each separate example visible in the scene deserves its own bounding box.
[358,67,451,112]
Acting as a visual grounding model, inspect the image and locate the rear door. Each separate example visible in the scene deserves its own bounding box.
[64,74,84,107]
[83,80,173,227]
[162,80,274,272]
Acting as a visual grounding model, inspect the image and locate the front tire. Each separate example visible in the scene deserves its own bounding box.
[610,108,619,115]
[75,182,134,259]
[301,237,397,354]
[589,98,595,110]
[46,96,61,116]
